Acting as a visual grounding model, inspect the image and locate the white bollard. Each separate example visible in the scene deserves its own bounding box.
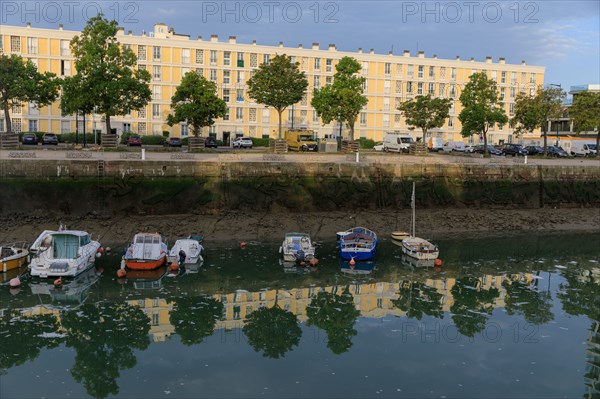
[356,152,359,163]
[524,155,527,164]
[142,148,146,160]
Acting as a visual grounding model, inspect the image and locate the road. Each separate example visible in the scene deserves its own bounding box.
[1,145,599,166]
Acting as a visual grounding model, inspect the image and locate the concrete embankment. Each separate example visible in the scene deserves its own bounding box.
[1,159,599,217]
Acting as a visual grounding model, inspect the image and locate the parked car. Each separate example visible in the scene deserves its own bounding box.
[524,145,544,155]
[588,144,597,156]
[232,137,253,149]
[373,142,384,152]
[205,136,218,148]
[546,146,569,158]
[473,145,503,155]
[126,135,142,146]
[22,133,38,145]
[464,145,475,153]
[442,141,466,152]
[164,137,182,147]
[500,143,528,156]
[41,133,58,145]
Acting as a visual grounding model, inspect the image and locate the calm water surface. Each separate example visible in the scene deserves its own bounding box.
[1,232,599,398]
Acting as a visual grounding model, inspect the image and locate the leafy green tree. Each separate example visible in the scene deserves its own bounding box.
[312,56,368,140]
[60,74,95,145]
[247,54,308,139]
[502,277,554,325]
[306,288,360,355]
[61,303,150,399]
[167,71,227,137]
[511,86,565,155]
[0,54,59,135]
[169,295,224,345]
[243,305,302,359]
[393,280,444,320]
[70,14,151,135]
[0,311,63,370]
[450,276,499,338]
[458,72,508,155]
[569,91,600,158]
[398,95,452,144]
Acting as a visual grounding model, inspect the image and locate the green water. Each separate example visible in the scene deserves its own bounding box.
[1,232,599,398]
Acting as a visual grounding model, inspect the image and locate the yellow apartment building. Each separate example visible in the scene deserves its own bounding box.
[0,22,545,144]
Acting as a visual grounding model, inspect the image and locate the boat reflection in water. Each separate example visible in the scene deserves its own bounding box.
[339,260,376,276]
[280,259,317,274]
[29,267,102,309]
[400,253,436,269]
[122,265,169,290]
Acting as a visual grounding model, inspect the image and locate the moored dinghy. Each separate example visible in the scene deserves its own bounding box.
[1,242,29,273]
[168,236,204,265]
[124,233,168,270]
[402,182,439,261]
[280,233,316,263]
[338,227,378,261]
[29,228,101,278]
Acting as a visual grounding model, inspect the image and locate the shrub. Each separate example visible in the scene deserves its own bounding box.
[162,130,170,138]
[59,132,97,144]
[181,137,189,146]
[359,138,376,149]
[251,137,270,147]
[141,135,166,145]
[120,131,135,144]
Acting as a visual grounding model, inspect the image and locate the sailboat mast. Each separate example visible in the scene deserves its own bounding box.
[412,181,416,237]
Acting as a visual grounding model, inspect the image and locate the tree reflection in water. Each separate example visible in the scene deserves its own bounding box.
[60,303,151,399]
[502,274,554,325]
[169,296,224,346]
[558,268,600,397]
[306,288,361,355]
[393,281,444,320]
[243,305,302,359]
[450,276,500,338]
[0,310,62,371]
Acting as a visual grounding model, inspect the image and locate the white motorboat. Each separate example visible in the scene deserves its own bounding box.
[29,228,101,278]
[402,182,439,261]
[279,233,316,263]
[168,237,204,265]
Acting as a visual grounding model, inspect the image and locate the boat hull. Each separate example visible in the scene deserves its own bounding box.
[401,238,439,261]
[1,252,28,272]
[125,256,166,270]
[29,258,96,278]
[339,249,376,261]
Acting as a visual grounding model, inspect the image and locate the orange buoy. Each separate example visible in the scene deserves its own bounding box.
[54,277,63,286]
[309,258,319,266]
[98,247,104,254]
[434,259,443,267]
[240,241,247,248]
[349,257,356,266]
[9,276,21,288]
[117,269,127,278]
[170,262,179,272]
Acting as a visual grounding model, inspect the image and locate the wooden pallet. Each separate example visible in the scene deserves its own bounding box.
[0,134,19,149]
[269,139,288,153]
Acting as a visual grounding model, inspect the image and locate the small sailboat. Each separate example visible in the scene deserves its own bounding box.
[1,242,29,273]
[29,227,102,278]
[124,233,168,270]
[279,233,316,263]
[401,182,439,261]
[338,227,378,261]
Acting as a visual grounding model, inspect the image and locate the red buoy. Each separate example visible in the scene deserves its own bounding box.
[434,259,443,267]
[117,269,127,278]
[309,258,319,266]
[170,263,179,272]
[54,277,63,286]
[349,257,356,266]
[240,241,247,248]
[97,247,104,254]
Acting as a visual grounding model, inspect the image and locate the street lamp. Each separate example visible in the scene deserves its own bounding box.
[549,83,562,146]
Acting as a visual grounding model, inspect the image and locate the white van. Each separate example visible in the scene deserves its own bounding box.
[428,137,444,152]
[442,141,466,152]
[383,133,414,153]
[570,141,595,157]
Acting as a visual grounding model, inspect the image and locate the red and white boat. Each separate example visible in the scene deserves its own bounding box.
[123,233,168,270]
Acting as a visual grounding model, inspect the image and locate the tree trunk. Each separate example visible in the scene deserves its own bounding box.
[483,127,488,156]
[105,114,112,136]
[596,131,600,158]
[542,121,548,156]
[193,124,200,138]
[2,99,12,135]
[83,113,86,148]
[349,122,355,141]
[421,128,427,144]
[277,109,283,140]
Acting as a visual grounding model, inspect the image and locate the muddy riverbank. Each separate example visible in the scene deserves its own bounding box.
[1,208,598,246]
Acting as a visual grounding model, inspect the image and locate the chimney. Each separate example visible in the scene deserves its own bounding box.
[418,51,424,58]
[128,30,133,36]
[210,34,218,43]
[470,57,475,62]
[58,24,63,30]
[298,44,303,49]
[279,41,284,48]
[456,56,460,61]
[370,48,374,54]
[499,57,506,64]
[197,35,202,41]
[403,50,410,57]
[328,43,336,51]
[433,54,438,59]
[485,56,492,63]
[388,51,393,55]
[358,48,362,54]
[142,30,146,37]
[312,42,319,50]
[521,60,527,66]
[26,22,31,28]
[252,40,257,45]
[229,36,236,44]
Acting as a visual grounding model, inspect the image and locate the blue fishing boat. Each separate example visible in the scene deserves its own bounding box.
[338,227,378,261]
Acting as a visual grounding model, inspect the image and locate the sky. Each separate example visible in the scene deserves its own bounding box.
[2,0,599,94]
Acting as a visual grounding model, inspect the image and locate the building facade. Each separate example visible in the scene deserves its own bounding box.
[0,22,545,144]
